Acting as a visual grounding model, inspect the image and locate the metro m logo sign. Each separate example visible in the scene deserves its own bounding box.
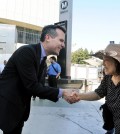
[61,1,68,10]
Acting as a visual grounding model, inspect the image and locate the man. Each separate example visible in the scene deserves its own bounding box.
[0,25,79,134]
[47,56,61,87]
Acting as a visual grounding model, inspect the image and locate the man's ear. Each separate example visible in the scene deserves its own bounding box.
[45,34,51,41]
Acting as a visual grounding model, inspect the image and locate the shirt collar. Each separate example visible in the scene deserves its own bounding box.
[40,43,46,58]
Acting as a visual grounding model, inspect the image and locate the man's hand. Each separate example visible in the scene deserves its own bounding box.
[62,89,80,104]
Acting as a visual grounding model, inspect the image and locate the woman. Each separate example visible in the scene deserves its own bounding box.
[77,44,120,134]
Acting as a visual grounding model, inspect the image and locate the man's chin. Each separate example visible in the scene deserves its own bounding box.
[53,51,59,56]
[51,53,58,56]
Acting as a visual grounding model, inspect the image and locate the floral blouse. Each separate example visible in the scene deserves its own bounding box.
[95,75,120,134]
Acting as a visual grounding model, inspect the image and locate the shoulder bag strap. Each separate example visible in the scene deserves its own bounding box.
[52,64,58,73]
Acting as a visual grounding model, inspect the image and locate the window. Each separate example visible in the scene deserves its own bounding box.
[17,26,41,44]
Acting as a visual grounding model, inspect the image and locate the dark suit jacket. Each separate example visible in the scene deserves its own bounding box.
[0,43,59,132]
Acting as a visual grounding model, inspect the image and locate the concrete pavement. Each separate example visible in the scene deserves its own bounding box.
[22,98,105,134]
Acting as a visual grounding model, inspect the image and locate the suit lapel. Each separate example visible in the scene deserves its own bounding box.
[34,43,41,75]
[36,43,41,66]
[35,43,46,80]
[38,57,47,80]
[32,43,46,80]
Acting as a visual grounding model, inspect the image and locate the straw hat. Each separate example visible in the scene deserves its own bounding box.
[92,44,120,62]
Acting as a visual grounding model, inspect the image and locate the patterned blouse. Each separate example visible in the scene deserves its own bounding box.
[95,75,120,134]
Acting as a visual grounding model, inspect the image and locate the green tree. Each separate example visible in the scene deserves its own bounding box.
[84,48,89,59]
[90,50,94,55]
[71,48,91,64]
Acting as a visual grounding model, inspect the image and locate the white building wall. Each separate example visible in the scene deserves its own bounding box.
[0,24,16,63]
[0,0,59,27]
[0,24,16,53]
[71,64,98,80]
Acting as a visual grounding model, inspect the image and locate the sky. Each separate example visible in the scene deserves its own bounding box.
[72,0,120,52]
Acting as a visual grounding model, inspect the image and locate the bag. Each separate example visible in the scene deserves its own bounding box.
[100,103,114,130]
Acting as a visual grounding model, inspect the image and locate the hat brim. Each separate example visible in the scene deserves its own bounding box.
[90,51,104,60]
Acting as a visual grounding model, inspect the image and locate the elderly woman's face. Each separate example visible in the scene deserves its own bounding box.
[103,56,116,75]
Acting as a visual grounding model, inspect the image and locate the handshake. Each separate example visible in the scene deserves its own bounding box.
[62,89,80,104]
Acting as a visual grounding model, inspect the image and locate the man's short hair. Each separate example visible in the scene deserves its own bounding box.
[40,25,66,42]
